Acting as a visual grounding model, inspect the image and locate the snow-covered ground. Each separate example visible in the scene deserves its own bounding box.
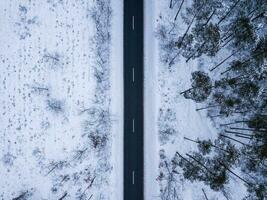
[144,0,160,198]
[0,0,122,199]
[110,0,123,199]
[144,0,247,199]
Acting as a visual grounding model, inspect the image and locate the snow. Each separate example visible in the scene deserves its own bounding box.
[0,0,122,199]
[144,0,247,199]
[144,0,160,198]
[110,0,123,199]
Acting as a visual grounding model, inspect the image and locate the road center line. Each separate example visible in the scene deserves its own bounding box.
[132,171,135,185]
[132,119,135,133]
[132,16,135,30]
[132,67,135,82]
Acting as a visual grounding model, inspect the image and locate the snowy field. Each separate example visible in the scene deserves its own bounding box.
[0,0,122,199]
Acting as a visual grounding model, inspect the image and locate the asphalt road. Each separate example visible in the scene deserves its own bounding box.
[123,0,144,199]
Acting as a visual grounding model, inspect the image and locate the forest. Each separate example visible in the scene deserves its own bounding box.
[157,0,267,199]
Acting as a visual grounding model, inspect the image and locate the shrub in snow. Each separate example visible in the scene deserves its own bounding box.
[46,99,65,113]
[158,108,177,144]
[12,190,33,200]
[2,153,16,167]
[46,160,68,175]
[158,150,183,200]
[30,84,50,96]
[42,50,64,70]
[83,109,111,152]
[47,0,63,9]
[15,5,38,40]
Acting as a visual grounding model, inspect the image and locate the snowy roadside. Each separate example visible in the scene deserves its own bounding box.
[0,0,122,199]
[144,0,248,199]
[110,0,123,199]
[144,0,160,198]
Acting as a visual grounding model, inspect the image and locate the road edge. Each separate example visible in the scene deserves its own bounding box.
[144,0,160,199]
[110,0,123,199]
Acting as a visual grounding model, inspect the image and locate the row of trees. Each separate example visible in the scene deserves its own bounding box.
[160,0,267,199]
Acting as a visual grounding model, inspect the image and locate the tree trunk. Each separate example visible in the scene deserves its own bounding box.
[169,52,179,66]
[202,188,209,200]
[180,87,195,95]
[218,0,241,25]
[186,42,206,62]
[58,192,68,200]
[184,136,199,144]
[220,65,235,75]
[169,51,180,66]
[184,137,231,154]
[220,35,234,49]
[13,192,28,200]
[170,0,180,9]
[176,152,195,167]
[235,120,250,123]
[251,11,265,22]
[220,134,247,146]
[210,114,223,118]
[46,164,58,175]
[210,51,237,71]
[176,152,203,180]
[221,58,255,76]
[220,120,248,126]
[169,0,173,8]
[164,160,172,176]
[174,0,185,21]
[72,148,88,161]
[178,12,197,47]
[225,130,252,137]
[196,104,219,111]
[230,127,267,133]
[205,9,216,26]
[234,134,253,140]
[221,26,233,41]
[186,153,216,176]
[218,160,251,186]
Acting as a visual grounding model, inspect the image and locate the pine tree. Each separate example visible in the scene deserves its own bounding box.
[182,71,212,102]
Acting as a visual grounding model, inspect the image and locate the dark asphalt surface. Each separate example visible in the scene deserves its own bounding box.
[123,0,144,199]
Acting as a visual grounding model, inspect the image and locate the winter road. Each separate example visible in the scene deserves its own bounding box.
[123,0,144,199]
